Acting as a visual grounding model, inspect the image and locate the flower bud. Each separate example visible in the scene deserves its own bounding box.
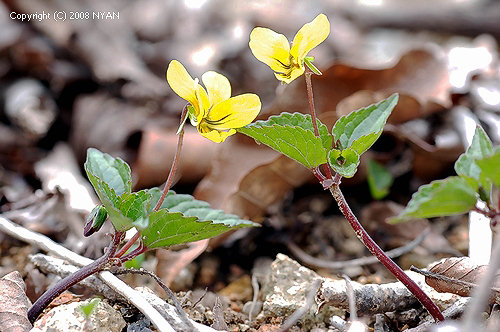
[83,205,107,237]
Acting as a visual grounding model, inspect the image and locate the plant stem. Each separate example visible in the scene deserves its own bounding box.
[114,108,187,259]
[304,67,333,181]
[28,231,124,324]
[329,184,444,322]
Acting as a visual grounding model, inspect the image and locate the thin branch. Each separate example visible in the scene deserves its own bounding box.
[329,185,444,322]
[278,279,322,332]
[0,216,175,331]
[112,267,196,331]
[288,228,429,270]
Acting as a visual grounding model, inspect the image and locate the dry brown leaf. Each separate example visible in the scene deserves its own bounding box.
[133,127,217,188]
[425,257,500,304]
[194,135,312,222]
[264,49,451,124]
[0,271,32,332]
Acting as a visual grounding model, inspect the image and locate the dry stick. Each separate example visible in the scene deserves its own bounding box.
[343,275,358,320]
[462,231,500,331]
[0,217,174,331]
[27,231,123,323]
[288,228,429,270]
[114,108,187,259]
[278,279,322,332]
[329,185,444,322]
[249,274,260,322]
[112,267,195,331]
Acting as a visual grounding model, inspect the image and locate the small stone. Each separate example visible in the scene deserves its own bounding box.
[34,298,126,332]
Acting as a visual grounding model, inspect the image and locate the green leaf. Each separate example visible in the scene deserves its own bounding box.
[332,94,398,155]
[455,126,493,188]
[327,148,360,178]
[367,160,393,200]
[79,298,101,318]
[477,147,500,188]
[238,113,332,168]
[391,176,478,223]
[304,56,322,75]
[85,148,131,197]
[141,189,259,249]
[85,148,149,231]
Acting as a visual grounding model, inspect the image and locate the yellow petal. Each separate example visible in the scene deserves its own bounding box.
[166,60,198,106]
[194,83,210,123]
[202,71,231,107]
[199,128,236,143]
[249,27,291,73]
[274,67,305,84]
[205,94,261,129]
[290,14,330,63]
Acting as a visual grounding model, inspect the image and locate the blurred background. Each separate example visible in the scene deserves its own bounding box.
[1,0,500,328]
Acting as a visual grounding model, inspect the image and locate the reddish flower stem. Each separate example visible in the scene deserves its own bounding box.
[304,68,333,181]
[114,108,187,259]
[329,184,444,322]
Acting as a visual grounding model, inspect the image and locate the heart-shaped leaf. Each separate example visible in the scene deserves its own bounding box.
[238,113,332,168]
[367,159,394,200]
[477,147,500,188]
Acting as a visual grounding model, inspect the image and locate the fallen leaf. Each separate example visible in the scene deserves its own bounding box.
[425,257,500,304]
[0,271,32,332]
[264,49,451,124]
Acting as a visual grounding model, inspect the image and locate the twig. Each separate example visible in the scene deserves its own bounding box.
[288,228,429,270]
[0,215,175,331]
[249,274,260,322]
[278,279,322,332]
[343,275,357,320]
[329,185,444,322]
[112,267,196,331]
[462,231,500,331]
[28,231,123,323]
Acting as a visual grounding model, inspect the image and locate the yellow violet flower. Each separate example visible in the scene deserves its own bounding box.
[249,14,330,83]
[166,60,261,143]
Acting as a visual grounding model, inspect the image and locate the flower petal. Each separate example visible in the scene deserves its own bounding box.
[202,71,231,107]
[194,83,210,123]
[274,67,305,84]
[166,60,198,106]
[205,94,261,129]
[198,128,236,143]
[249,27,291,73]
[290,14,330,63]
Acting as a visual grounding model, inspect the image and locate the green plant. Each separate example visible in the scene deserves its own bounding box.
[392,126,499,223]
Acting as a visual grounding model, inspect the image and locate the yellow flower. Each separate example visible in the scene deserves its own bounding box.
[166,60,261,143]
[249,14,330,83]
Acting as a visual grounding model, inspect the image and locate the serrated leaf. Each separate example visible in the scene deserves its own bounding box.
[141,188,258,248]
[455,126,493,188]
[141,210,254,249]
[332,94,398,155]
[367,160,394,200]
[238,112,332,168]
[477,147,500,188]
[391,176,478,223]
[327,148,360,178]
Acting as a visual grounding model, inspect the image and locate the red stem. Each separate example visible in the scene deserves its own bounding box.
[114,108,187,259]
[329,184,444,322]
[28,231,124,323]
[304,68,333,181]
